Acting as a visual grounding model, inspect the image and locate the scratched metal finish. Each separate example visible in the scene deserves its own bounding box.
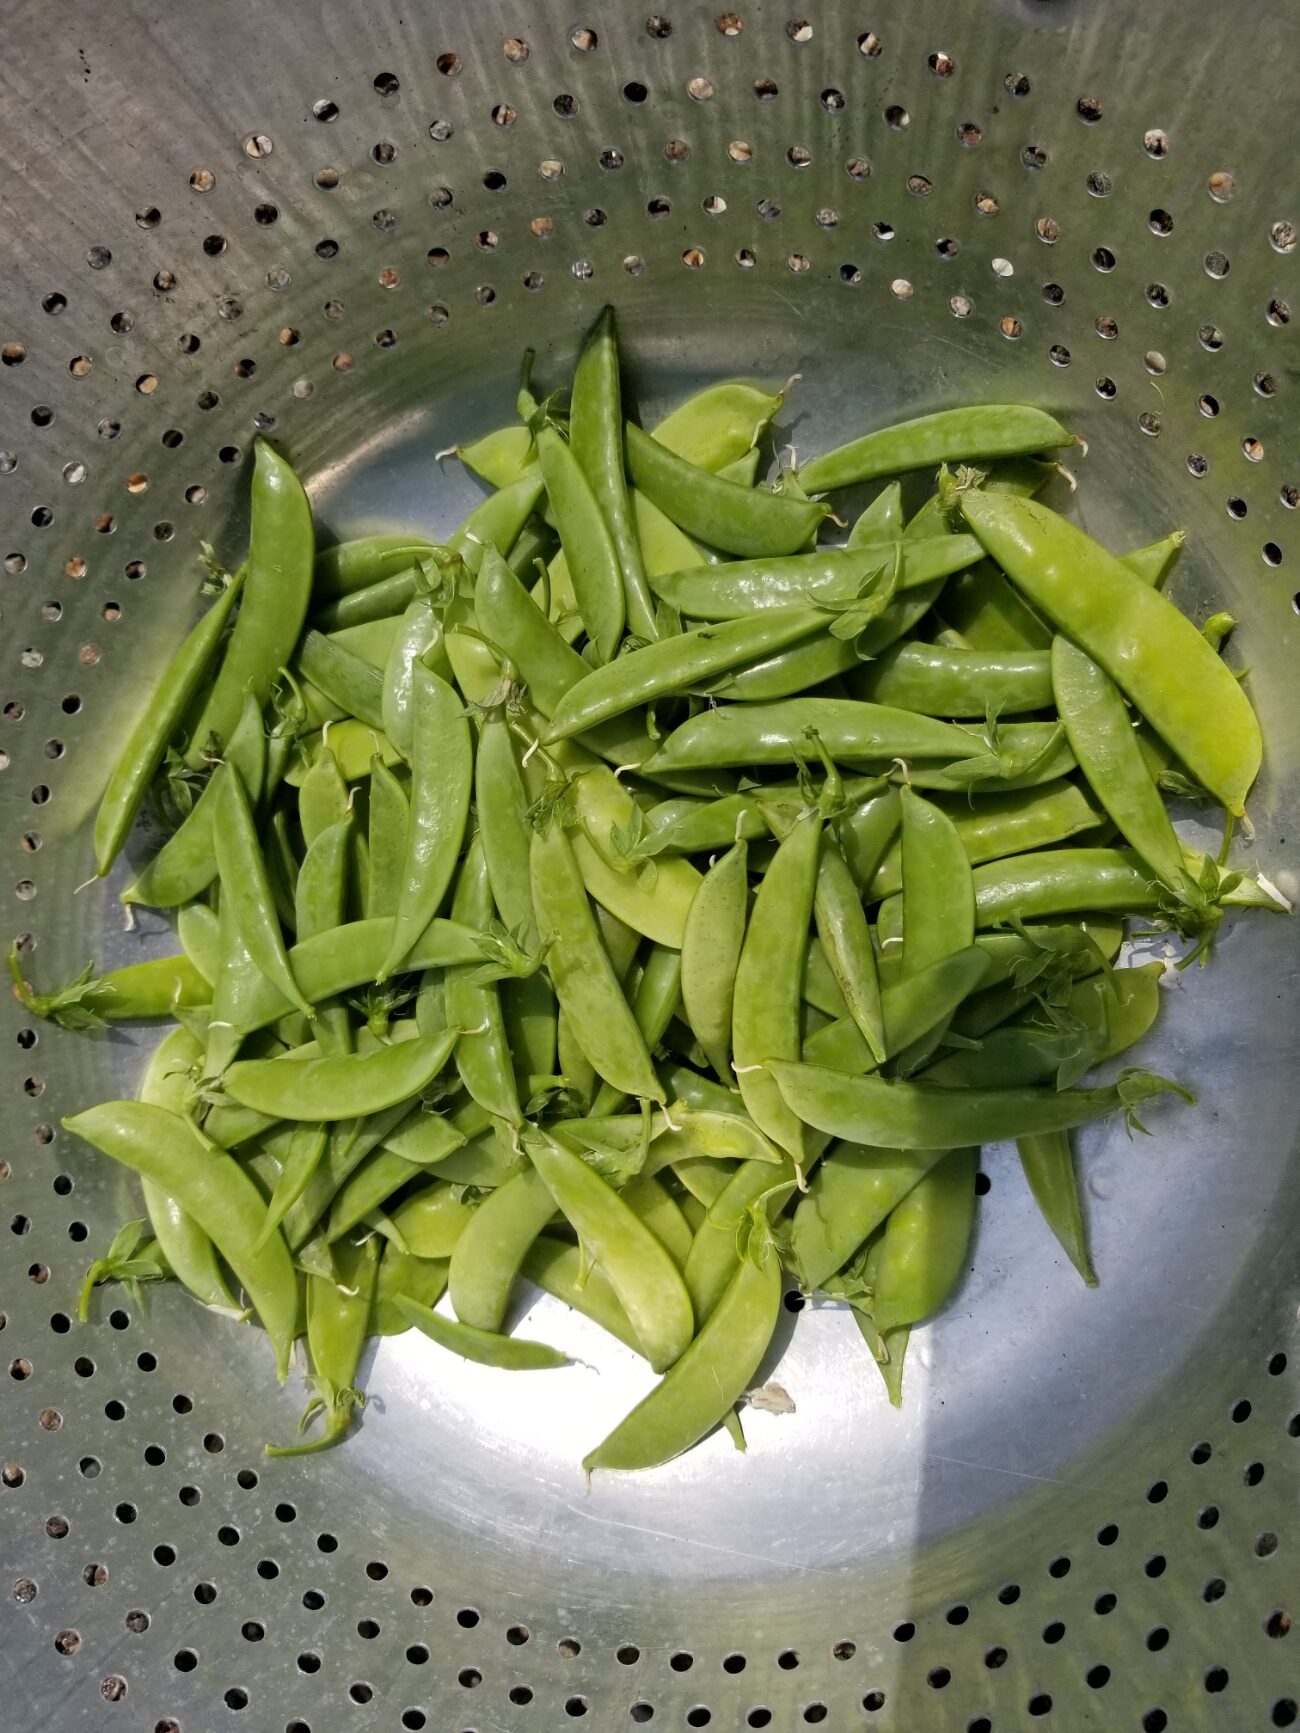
[0,1,1297,1728]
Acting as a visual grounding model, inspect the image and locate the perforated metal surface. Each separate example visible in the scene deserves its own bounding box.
[1,2,1298,1728]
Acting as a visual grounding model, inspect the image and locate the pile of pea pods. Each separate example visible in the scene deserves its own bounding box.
[22,305,1284,1471]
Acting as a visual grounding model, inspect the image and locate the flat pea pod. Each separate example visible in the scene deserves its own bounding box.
[255,1122,330,1250]
[1051,635,1194,901]
[313,535,439,599]
[534,421,625,664]
[222,1027,459,1121]
[814,838,886,1065]
[707,633,862,704]
[280,1101,414,1249]
[449,1164,558,1331]
[186,442,313,767]
[653,536,980,620]
[797,404,1076,494]
[386,1181,478,1259]
[503,974,558,1096]
[856,642,1053,717]
[378,666,472,980]
[522,1236,643,1354]
[372,1248,449,1336]
[215,766,315,1021]
[457,423,536,487]
[395,1294,566,1370]
[869,1147,979,1332]
[64,1101,298,1378]
[93,569,246,876]
[295,629,385,729]
[583,1233,781,1472]
[732,809,821,1163]
[176,902,222,988]
[905,722,1077,794]
[445,836,522,1125]
[324,1144,458,1243]
[206,873,267,1078]
[792,1143,953,1292]
[530,823,664,1101]
[365,757,409,922]
[643,699,985,775]
[329,616,403,668]
[475,709,536,945]
[527,1131,694,1371]
[868,780,1104,899]
[898,785,975,979]
[633,489,712,578]
[768,1062,1188,1149]
[627,422,830,559]
[267,1237,379,1456]
[958,488,1261,816]
[123,690,266,908]
[801,945,993,1073]
[1018,1130,1096,1286]
[591,942,684,1116]
[681,839,750,1083]
[571,306,659,642]
[298,746,349,846]
[382,595,442,762]
[651,380,785,471]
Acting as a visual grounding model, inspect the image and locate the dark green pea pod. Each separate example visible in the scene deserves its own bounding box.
[643,698,986,776]
[313,535,440,599]
[856,642,1053,717]
[627,422,830,558]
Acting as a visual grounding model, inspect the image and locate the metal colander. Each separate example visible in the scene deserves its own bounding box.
[2,1,1297,1728]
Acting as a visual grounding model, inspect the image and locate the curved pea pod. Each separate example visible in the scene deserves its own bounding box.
[627,423,830,559]
[792,1144,954,1293]
[445,837,522,1126]
[266,1236,379,1456]
[382,596,442,762]
[732,810,821,1165]
[647,1109,785,1174]
[1051,635,1196,901]
[856,642,1053,717]
[769,1062,1191,1149]
[584,1228,782,1472]
[651,379,785,470]
[295,629,385,729]
[221,1026,459,1121]
[396,1294,566,1369]
[378,667,472,980]
[591,942,684,1116]
[186,442,313,767]
[297,746,349,846]
[707,633,863,704]
[643,699,986,775]
[958,488,1261,816]
[64,1102,298,1378]
[522,1236,643,1354]
[530,824,664,1101]
[543,607,827,743]
[215,767,315,1021]
[563,760,703,948]
[372,1248,449,1336]
[534,421,625,663]
[681,839,750,1083]
[814,839,886,1065]
[837,786,902,892]
[254,1121,331,1252]
[385,1181,478,1259]
[92,568,247,876]
[802,945,991,1075]
[474,711,536,947]
[870,1148,979,1332]
[329,616,404,669]
[797,405,1075,495]
[653,536,980,620]
[176,902,222,988]
[449,1164,558,1331]
[314,535,440,599]
[451,470,546,575]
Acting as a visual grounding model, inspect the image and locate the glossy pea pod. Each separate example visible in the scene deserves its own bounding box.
[297,745,349,846]
[814,837,886,1065]
[591,942,683,1116]
[222,1025,460,1121]
[475,709,536,946]
[855,642,1053,717]
[680,838,750,1083]
[869,1148,980,1333]
[897,784,975,984]
[643,698,985,776]
[650,378,786,470]
[445,835,523,1126]
[295,629,385,729]
[796,404,1076,494]
[372,1245,450,1337]
[214,765,315,1021]
[313,535,440,599]
[266,1235,381,1456]
[324,1119,468,1244]
[801,946,992,1077]
[531,414,626,664]
[396,1294,567,1370]
[280,1100,415,1250]
[205,881,267,1079]
[449,1164,558,1331]
[382,560,459,761]
[791,1142,954,1293]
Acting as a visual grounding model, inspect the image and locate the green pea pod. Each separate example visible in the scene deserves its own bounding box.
[123,690,267,908]
[621,1172,694,1268]
[681,839,750,1083]
[64,1101,298,1378]
[797,404,1075,494]
[215,767,314,1021]
[938,560,1053,652]
[958,488,1261,816]
[652,536,979,620]
[222,1027,459,1121]
[651,380,785,470]
[1051,636,1195,901]
[644,698,985,775]
[298,746,349,846]
[898,786,975,979]
[584,1229,782,1472]
[792,1143,954,1292]
[206,884,265,1077]
[325,1142,462,1243]
[313,567,421,632]
[769,1062,1190,1149]
[458,423,536,486]
[267,1237,380,1455]
[905,723,1077,794]
[633,489,713,577]
[1122,531,1185,589]
[814,839,886,1065]
[449,1164,558,1331]
[365,757,409,921]
[837,787,902,892]
[802,945,993,1073]
[93,569,246,876]
[627,423,830,558]
[533,422,625,664]
[186,442,313,766]
[295,629,385,729]
[475,711,536,946]
[280,1101,414,1249]
[870,1148,979,1331]
[732,809,821,1163]
[177,902,222,987]
[378,667,472,980]
[503,973,558,1096]
[314,535,440,599]
[329,617,403,669]
[445,836,522,1125]
[255,1122,329,1252]
[522,1236,643,1354]
[450,470,545,575]
[561,758,704,946]
[530,823,663,1101]
[382,596,441,762]
[857,643,1053,717]
[571,306,659,642]
[803,940,849,1018]
[526,1132,694,1372]
[373,1248,449,1336]
[707,633,862,704]
[387,1181,478,1258]
[591,942,684,1116]
[1017,1130,1096,1285]
[396,1294,566,1369]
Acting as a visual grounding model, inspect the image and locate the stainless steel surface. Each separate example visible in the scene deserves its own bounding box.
[2,1,1297,1727]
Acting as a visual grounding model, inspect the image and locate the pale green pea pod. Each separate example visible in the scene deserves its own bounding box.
[870,1149,980,1333]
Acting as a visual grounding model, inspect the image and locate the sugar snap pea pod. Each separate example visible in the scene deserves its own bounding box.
[707,633,862,704]
[10,944,213,1030]
[280,1101,414,1249]
[186,442,312,766]
[330,616,404,670]
[445,836,522,1125]
[732,809,820,1163]
[379,1104,469,1168]
[65,1101,298,1377]
[314,535,440,599]
[662,1062,745,1115]
[503,974,558,1096]
[385,1181,478,1259]
[592,943,684,1116]
[937,559,1053,652]
[958,488,1261,815]
[527,1131,694,1370]
[681,839,750,1083]
[205,886,264,1077]
[255,1122,330,1251]
[633,489,713,579]
[382,591,445,762]
[475,711,536,945]
[267,1237,379,1456]
[792,1143,954,1291]
[177,902,222,987]
[223,1027,459,1121]
[868,781,1104,899]
[585,1226,781,1472]
[215,768,314,1021]
[797,405,1075,495]
[123,691,267,908]
[326,1142,462,1243]
[653,536,980,620]
[313,567,420,632]
[92,570,246,876]
[899,786,974,980]
[562,759,703,947]
[837,786,902,892]
[875,847,1165,937]
[571,306,659,642]
[378,667,472,980]
[652,379,785,470]
[457,423,536,486]
[644,699,985,775]
[544,608,827,743]
[450,470,547,577]
[264,807,301,937]
[904,723,1077,793]
[815,839,886,1064]
[556,902,642,1108]
[1018,1130,1096,1285]
[372,1247,449,1335]
[531,824,664,1101]
[533,418,625,663]
[1122,531,1184,589]
[396,1294,566,1369]
[298,745,349,847]
[870,1147,979,1331]
[769,1062,1189,1149]
[522,1236,643,1353]
[449,1164,558,1330]
[803,940,849,1018]
[857,642,1053,717]
[621,1172,694,1268]
[802,945,992,1073]
[1051,635,1195,901]
[295,630,385,729]
[627,422,830,559]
